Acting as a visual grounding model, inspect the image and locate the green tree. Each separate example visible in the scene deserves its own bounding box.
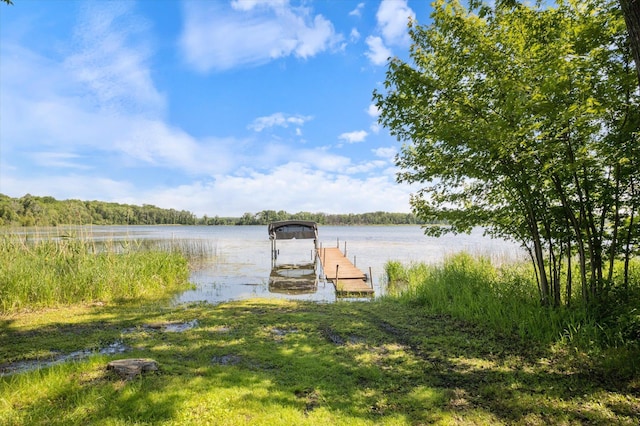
[374,0,640,307]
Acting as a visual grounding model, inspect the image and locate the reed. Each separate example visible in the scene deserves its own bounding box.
[139,237,219,268]
[0,232,192,313]
[385,252,639,351]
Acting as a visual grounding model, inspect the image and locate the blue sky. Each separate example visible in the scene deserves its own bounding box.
[1,0,431,217]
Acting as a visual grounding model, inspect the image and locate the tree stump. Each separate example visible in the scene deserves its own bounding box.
[107,358,158,380]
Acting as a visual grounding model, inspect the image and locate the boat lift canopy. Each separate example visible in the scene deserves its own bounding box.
[268,220,318,240]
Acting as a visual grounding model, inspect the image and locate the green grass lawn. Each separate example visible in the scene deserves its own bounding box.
[2,298,638,425]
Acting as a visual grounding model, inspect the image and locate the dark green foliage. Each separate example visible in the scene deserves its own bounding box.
[230,209,425,226]
[0,193,425,226]
[0,193,198,226]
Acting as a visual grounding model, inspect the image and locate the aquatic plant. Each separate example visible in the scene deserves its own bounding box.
[0,232,192,312]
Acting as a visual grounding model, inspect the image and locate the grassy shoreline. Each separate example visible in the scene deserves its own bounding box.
[1,299,639,425]
[1,235,638,424]
[386,253,640,376]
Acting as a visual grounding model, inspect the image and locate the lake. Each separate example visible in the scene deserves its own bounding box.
[29,225,523,305]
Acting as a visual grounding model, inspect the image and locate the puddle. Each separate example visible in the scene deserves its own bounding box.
[271,327,299,336]
[1,318,201,377]
[142,319,199,333]
[211,354,242,366]
[0,341,129,377]
[164,320,199,332]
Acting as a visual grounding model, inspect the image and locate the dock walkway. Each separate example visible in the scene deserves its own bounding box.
[317,247,374,296]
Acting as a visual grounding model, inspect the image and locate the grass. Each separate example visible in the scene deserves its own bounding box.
[1,299,639,425]
[0,235,638,424]
[385,253,559,341]
[0,233,194,313]
[385,252,640,378]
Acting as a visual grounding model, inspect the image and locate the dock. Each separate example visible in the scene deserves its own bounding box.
[318,247,374,296]
[267,221,374,297]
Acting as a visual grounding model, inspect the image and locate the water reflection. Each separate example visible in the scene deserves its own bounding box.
[269,262,319,295]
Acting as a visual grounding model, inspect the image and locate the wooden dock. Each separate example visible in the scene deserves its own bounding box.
[317,247,374,296]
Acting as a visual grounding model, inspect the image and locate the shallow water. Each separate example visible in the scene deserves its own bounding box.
[182,225,525,305]
[0,341,129,376]
[12,225,525,305]
[0,320,200,376]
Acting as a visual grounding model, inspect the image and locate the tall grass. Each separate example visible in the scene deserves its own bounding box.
[385,253,640,353]
[0,233,192,313]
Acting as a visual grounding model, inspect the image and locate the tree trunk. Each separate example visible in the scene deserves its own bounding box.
[608,164,622,283]
[620,0,640,88]
[623,177,637,290]
[550,173,590,304]
[566,238,572,307]
[531,221,550,306]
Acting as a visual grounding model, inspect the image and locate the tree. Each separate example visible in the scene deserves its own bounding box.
[374,0,640,307]
[619,0,640,86]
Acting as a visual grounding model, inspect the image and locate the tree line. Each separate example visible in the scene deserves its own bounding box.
[0,194,423,227]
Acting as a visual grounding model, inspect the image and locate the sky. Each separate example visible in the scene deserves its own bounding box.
[0,0,432,217]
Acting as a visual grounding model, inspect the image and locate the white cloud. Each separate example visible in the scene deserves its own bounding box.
[367,104,382,134]
[295,14,337,58]
[299,150,351,172]
[65,1,165,117]
[231,0,288,12]
[376,0,415,46]
[338,130,368,144]
[345,160,387,174]
[112,119,239,175]
[249,113,313,132]
[180,1,342,72]
[365,36,392,66]
[373,147,396,159]
[349,3,365,17]
[0,6,242,181]
[350,28,361,42]
[1,156,414,217]
[365,0,415,66]
[0,172,137,205]
[366,104,381,118]
[146,164,412,216]
[31,152,92,170]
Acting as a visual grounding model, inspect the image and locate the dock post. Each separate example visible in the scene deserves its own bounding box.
[369,267,374,289]
[335,264,340,290]
[323,247,326,275]
[354,255,356,267]
[344,241,347,257]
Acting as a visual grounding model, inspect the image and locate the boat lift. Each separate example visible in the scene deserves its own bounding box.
[268,220,318,262]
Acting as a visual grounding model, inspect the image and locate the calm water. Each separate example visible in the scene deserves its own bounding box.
[17,225,525,304]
